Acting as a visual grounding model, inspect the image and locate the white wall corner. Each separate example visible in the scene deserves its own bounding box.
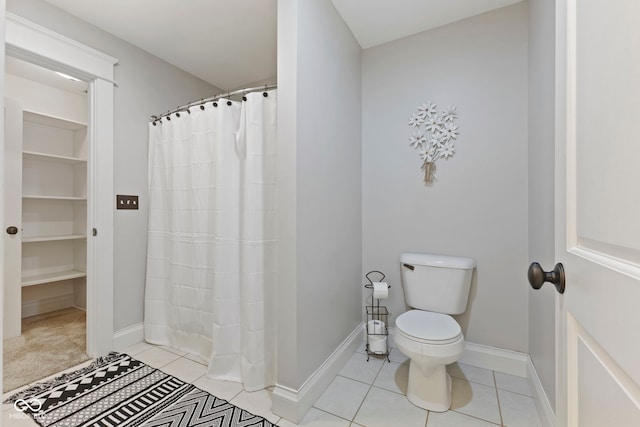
[527,356,557,427]
[460,341,529,377]
[113,322,144,351]
[272,323,363,423]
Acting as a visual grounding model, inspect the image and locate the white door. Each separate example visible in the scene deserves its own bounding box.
[554,0,640,425]
[3,97,22,338]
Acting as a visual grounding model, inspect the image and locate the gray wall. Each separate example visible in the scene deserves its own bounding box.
[277,0,362,389]
[527,0,556,409]
[362,3,530,352]
[7,0,221,332]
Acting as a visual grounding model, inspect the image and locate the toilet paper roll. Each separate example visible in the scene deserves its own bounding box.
[368,334,388,354]
[367,319,386,335]
[372,282,388,300]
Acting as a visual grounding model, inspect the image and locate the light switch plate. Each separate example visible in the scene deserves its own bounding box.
[116,195,139,210]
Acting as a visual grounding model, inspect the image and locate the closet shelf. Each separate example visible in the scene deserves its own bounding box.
[23,195,87,201]
[23,110,87,130]
[22,234,87,243]
[22,270,86,287]
[23,150,87,164]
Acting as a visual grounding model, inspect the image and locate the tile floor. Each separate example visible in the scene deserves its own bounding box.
[2,342,542,426]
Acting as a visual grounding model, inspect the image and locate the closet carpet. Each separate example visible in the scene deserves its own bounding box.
[3,307,88,392]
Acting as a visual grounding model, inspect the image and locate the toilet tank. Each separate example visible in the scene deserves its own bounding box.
[400,253,476,315]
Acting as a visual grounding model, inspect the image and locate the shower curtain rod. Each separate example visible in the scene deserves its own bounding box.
[150,83,277,124]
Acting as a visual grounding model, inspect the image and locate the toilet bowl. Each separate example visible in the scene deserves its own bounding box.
[395,252,475,412]
[394,309,464,411]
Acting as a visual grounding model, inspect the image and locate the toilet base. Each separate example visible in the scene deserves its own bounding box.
[406,362,452,412]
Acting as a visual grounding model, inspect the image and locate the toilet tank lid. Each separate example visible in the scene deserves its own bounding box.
[401,253,476,269]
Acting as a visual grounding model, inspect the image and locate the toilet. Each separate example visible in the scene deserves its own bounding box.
[394,252,476,412]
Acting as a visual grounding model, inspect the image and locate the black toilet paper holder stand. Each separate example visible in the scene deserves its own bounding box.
[364,271,391,362]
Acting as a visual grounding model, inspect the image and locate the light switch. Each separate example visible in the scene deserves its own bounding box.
[116,195,139,210]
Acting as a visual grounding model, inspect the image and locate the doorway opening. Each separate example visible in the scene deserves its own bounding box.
[2,13,117,394]
[3,57,90,391]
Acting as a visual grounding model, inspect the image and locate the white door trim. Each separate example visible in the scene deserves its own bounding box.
[5,13,118,357]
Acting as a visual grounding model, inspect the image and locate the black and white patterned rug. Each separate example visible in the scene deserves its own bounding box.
[5,352,277,427]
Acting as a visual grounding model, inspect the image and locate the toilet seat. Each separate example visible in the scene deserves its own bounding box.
[395,310,462,345]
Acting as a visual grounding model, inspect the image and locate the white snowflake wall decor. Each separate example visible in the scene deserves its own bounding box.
[407,101,459,185]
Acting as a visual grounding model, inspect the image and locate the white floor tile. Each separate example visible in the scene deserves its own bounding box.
[184,352,209,366]
[447,363,496,387]
[133,346,181,368]
[498,389,542,427]
[339,352,384,384]
[192,376,244,402]
[450,377,501,425]
[160,345,188,357]
[494,372,532,397]
[121,341,154,356]
[372,361,408,395]
[230,389,280,424]
[2,342,547,427]
[387,347,409,364]
[353,386,428,427]
[159,357,207,383]
[427,410,500,426]
[313,376,370,421]
[277,408,351,427]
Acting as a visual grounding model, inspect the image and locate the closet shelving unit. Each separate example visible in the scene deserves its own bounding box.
[20,110,88,290]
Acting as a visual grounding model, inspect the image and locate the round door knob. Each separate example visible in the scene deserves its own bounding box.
[6,226,18,235]
[528,262,565,294]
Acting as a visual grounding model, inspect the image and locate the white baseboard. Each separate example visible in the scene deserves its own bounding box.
[22,294,74,318]
[459,341,529,377]
[113,322,144,351]
[527,356,557,427]
[459,342,556,425]
[272,323,363,423]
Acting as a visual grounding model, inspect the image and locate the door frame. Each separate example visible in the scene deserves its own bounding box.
[4,13,118,357]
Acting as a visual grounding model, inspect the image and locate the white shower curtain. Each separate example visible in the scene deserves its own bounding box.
[144,90,277,391]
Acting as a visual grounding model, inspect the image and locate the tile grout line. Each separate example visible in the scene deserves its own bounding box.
[493,371,505,426]
[450,409,503,426]
[311,406,353,425]
[175,363,245,404]
[157,349,273,423]
[346,356,387,425]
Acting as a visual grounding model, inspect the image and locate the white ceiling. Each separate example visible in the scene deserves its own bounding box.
[39,0,520,90]
[40,0,277,91]
[331,0,523,49]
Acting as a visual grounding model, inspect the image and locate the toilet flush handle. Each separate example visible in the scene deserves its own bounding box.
[527,262,565,294]
[402,263,415,271]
